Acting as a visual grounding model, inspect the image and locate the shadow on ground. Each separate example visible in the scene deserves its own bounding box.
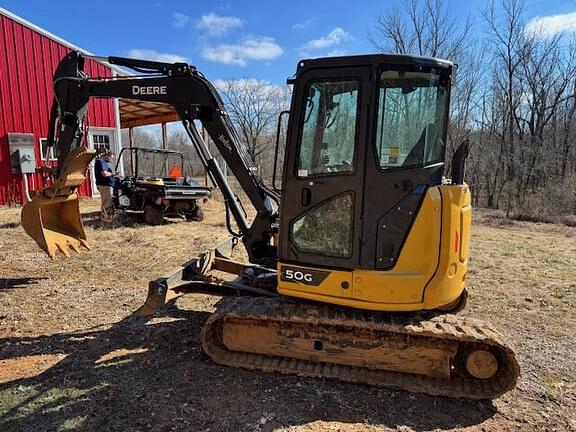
[0,278,48,293]
[0,303,497,432]
[81,211,143,230]
[81,211,184,230]
[0,222,20,229]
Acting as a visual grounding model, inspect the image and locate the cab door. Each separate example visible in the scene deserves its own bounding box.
[279,66,370,270]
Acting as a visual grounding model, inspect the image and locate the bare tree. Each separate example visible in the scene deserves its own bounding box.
[558,79,576,179]
[369,0,483,174]
[217,79,290,162]
[369,0,472,61]
[369,0,576,222]
[119,127,161,174]
[483,0,576,216]
[166,127,206,177]
[483,0,526,183]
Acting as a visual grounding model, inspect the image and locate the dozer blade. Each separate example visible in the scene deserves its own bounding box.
[21,147,98,258]
[135,285,181,317]
[135,238,238,316]
[21,193,89,258]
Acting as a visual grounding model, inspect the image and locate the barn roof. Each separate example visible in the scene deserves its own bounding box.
[119,99,179,128]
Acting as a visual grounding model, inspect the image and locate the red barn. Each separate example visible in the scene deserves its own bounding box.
[0,7,122,205]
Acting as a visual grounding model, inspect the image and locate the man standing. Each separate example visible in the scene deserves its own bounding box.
[94,151,116,221]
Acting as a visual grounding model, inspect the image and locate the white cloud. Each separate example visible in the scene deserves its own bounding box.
[196,13,243,36]
[202,37,283,66]
[293,18,315,31]
[173,12,190,28]
[525,12,576,38]
[303,27,350,50]
[327,49,348,57]
[127,49,188,63]
[213,78,286,97]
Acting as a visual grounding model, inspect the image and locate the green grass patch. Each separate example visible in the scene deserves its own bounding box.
[0,384,105,426]
[59,415,87,431]
[540,372,575,402]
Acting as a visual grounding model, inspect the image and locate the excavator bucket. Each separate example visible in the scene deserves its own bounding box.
[21,147,98,258]
[21,193,89,258]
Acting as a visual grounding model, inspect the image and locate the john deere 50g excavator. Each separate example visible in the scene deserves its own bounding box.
[21,51,519,399]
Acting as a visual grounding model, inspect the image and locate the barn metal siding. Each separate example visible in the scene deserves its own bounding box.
[0,12,116,205]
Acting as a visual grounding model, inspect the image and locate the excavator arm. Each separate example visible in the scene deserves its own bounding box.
[22,51,278,264]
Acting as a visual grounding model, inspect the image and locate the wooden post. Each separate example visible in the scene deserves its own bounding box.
[129,127,134,175]
[161,123,168,150]
[162,123,168,176]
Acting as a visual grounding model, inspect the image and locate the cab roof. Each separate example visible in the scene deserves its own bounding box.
[290,53,454,83]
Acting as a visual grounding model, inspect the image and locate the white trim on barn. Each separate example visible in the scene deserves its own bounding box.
[88,127,119,197]
[112,84,125,177]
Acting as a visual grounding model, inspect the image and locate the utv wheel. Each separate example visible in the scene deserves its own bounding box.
[185,205,204,222]
[143,204,164,225]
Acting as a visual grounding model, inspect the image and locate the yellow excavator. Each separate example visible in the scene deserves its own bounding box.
[21,51,519,399]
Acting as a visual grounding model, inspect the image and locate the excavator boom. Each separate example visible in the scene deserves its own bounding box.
[22,52,278,263]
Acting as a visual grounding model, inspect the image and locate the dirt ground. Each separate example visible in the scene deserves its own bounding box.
[0,199,575,432]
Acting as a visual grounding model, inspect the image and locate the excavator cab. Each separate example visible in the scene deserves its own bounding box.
[277,55,469,311]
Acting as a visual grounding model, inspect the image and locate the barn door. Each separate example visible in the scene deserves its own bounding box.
[88,128,117,196]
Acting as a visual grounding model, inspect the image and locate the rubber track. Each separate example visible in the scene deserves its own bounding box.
[201,297,520,400]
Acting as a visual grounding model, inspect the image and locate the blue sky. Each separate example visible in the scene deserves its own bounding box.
[2,0,576,85]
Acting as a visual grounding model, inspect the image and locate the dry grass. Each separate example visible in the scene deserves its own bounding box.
[0,199,229,336]
[0,201,575,431]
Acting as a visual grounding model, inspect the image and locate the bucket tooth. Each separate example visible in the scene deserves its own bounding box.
[68,242,80,253]
[57,243,71,258]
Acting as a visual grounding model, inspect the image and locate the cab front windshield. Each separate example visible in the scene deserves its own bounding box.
[376,70,448,169]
